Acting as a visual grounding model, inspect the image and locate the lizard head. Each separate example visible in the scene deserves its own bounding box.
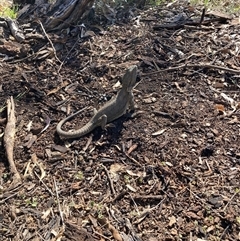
[121,65,137,90]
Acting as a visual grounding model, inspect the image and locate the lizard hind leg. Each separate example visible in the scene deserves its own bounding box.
[99,114,108,130]
[93,108,98,115]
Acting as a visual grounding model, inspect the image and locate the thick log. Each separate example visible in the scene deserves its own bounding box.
[45,0,94,31]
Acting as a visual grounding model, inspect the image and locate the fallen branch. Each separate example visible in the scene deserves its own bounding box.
[4,96,21,185]
[101,164,116,195]
[142,63,240,76]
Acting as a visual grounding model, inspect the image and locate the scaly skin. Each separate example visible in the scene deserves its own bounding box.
[56,65,137,139]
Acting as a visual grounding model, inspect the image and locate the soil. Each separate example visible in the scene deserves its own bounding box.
[1,2,240,241]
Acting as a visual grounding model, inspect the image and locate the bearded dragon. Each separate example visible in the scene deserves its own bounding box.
[56,65,137,139]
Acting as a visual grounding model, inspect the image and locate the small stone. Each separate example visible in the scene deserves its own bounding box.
[206,132,214,139]
[211,129,219,136]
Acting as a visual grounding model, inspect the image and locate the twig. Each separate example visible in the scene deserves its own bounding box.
[133,194,163,200]
[53,177,64,225]
[0,192,18,204]
[187,188,225,219]
[83,135,92,152]
[125,152,142,167]
[199,8,206,25]
[34,171,54,196]
[38,20,62,64]
[112,190,128,202]
[142,63,240,76]
[134,199,165,225]
[124,218,143,241]
[219,225,230,240]
[40,114,51,134]
[129,192,140,215]
[8,52,36,64]
[101,164,116,195]
[58,35,80,73]
[4,96,21,185]
[0,185,23,203]
[98,216,123,241]
[222,190,239,211]
[92,228,112,241]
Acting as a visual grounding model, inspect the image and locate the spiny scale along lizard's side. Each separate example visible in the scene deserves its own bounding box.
[56,65,137,139]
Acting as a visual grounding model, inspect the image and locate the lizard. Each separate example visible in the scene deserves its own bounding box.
[56,65,137,139]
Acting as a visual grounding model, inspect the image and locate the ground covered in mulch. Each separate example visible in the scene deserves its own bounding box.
[1,1,240,240]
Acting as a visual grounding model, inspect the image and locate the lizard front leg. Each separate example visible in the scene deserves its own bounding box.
[128,93,135,111]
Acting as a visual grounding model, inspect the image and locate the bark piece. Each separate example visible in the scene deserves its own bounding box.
[4,96,21,186]
[5,18,25,42]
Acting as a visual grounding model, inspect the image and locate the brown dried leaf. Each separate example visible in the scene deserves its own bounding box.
[41,208,52,220]
[52,144,69,153]
[110,163,124,174]
[126,184,137,192]
[185,211,201,219]
[47,80,69,95]
[152,128,166,136]
[126,169,145,177]
[214,104,225,114]
[168,216,176,226]
[24,133,37,149]
[127,144,137,155]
